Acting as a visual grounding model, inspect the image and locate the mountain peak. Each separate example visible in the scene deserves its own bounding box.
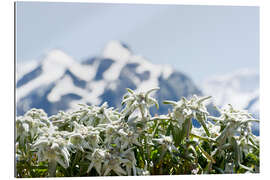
[42,49,75,70]
[102,41,131,62]
[17,42,202,120]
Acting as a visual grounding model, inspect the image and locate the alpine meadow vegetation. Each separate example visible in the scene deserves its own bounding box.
[15,87,259,177]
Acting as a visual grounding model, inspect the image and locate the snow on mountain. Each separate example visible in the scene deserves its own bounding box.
[201,68,259,116]
[201,69,259,135]
[16,60,39,81]
[17,50,89,101]
[16,41,201,117]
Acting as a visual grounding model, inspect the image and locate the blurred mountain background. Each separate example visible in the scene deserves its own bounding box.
[16,41,201,116]
[15,2,259,134]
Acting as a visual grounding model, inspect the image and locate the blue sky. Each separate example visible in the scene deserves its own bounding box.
[16,2,259,84]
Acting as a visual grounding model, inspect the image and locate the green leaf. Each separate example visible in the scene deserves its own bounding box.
[172,126,184,146]
[150,149,158,160]
[198,145,216,163]
[126,88,135,94]
[121,97,134,106]
[163,100,178,106]
[197,96,212,104]
[197,114,210,137]
[123,94,129,99]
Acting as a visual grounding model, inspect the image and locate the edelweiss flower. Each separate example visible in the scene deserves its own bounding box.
[119,148,137,175]
[121,88,159,119]
[33,132,70,169]
[116,128,140,149]
[153,135,177,152]
[102,153,127,176]
[87,148,107,175]
[164,95,211,135]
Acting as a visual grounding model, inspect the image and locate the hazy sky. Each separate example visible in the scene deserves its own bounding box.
[16,2,259,84]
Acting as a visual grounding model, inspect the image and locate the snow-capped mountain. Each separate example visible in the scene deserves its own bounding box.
[201,69,259,117]
[201,69,259,134]
[16,41,201,116]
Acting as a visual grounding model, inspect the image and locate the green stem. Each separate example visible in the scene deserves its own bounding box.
[186,118,192,139]
[151,121,160,137]
[139,104,151,164]
[144,136,150,164]
[139,104,145,119]
[138,142,146,163]
[48,159,57,177]
[157,147,166,169]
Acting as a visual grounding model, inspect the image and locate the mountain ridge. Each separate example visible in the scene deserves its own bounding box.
[16,41,201,117]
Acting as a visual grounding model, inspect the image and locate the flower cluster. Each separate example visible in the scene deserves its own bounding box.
[16,87,260,177]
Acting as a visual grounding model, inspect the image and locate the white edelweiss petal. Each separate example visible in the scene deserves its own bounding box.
[163,135,173,143]
[103,167,112,176]
[121,141,129,149]
[61,148,70,164]
[82,140,90,149]
[87,161,94,173]
[94,162,102,175]
[32,139,48,148]
[122,97,135,105]
[152,138,162,144]
[118,129,128,136]
[119,158,130,164]
[22,123,29,132]
[78,145,84,152]
[143,170,150,175]
[183,108,192,116]
[133,165,137,176]
[56,156,68,169]
[51,142,59,150]
[114,165,127,176]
